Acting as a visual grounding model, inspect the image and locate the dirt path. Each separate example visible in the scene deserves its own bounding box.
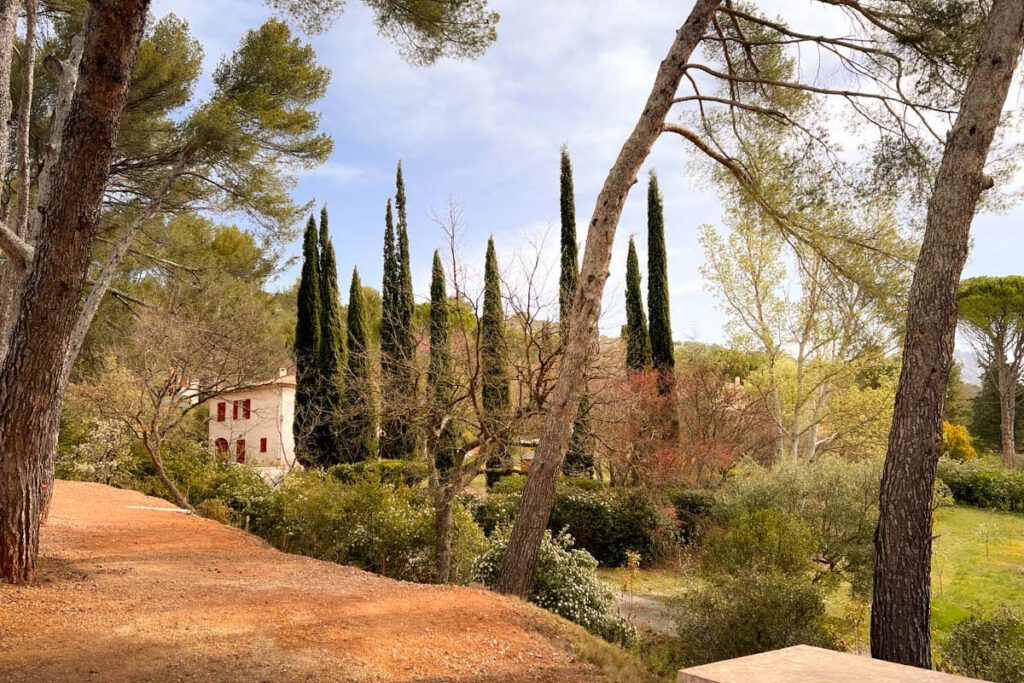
[0,481,615,682]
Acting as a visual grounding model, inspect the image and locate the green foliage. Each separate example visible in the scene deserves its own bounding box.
[267,0,498,65]
[703,509,817,577]
[672,571,837,667]
[293,214,322,466]
[559,145,579,325]
[937,457,1024,511]
[315,207,346,466]
[971,367,1024,452]
[624,236,652,372]
[481,237,510,487]
[564,391,595,477]
[664,487,715,545]
[428,251,459,476]
[328,459,429,488]
[646,171,674,382]
[475,529,637,646]
[942,421,978,462]
[341,269,379,461]
[940,609,1024,683]
[717,456,880,596]
[469,486,675,567]
[267,471,484,583]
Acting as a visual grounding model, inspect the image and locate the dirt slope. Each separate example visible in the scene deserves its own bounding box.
[0,481,625,682]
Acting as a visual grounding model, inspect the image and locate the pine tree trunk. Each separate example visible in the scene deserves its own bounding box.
[143,436,195,513]
[0,0,150,584]
[0,0,26,365]
[494,0,722,598]
[871,0,1024,666]
[998,364,1017,466]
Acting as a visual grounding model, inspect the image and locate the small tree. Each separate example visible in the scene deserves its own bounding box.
[647,171,674,392]
[481,236,511,486]
[341,268,379,462]
[624,236,652,373]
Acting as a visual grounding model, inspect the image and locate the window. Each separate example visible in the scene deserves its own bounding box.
[236,439,246,464]
[243,399,252,419]
[216,402,226,422]
[232,400,239,420]
[260,438,267,453]
[214,438,228,455]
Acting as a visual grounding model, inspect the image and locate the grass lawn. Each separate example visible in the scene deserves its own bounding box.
[931,504,1024,638]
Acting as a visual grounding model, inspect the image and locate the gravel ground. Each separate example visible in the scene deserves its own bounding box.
[0,481,603,682]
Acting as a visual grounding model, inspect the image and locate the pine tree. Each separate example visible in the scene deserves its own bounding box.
[429,251,459,477]
[647,171,674,390]
[625,236,653,372]
[315,206,346,466]
[558,146,593,477]
[342,268,378,462]
[481,237,511,487]
[293,214,322,466]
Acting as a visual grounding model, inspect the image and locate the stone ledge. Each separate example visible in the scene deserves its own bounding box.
[678,645,981,683]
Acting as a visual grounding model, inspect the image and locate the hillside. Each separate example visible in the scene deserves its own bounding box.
[0,481,644,682]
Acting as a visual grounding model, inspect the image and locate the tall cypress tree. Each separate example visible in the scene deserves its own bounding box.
[481,237,511,487]
[647,171,674,390]
[625,236,653,372]
[429,251,459,477]
[394,162,419,457]
[293,214,322,467]
[380,199,401,458]
[315,206,345,466]
[559,146,594,477]
[342,268,378,462]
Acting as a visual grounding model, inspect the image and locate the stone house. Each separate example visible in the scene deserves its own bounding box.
[208,368,296,471]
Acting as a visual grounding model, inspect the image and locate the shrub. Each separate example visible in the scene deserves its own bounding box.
[328,459,429,488]
[937,456,1024,511]
[942,421,978,462]
[673,571,837,667]
[933,478,955,509]
[490,474,527,494]
[664,487,716,544]
[703,509,817,577]
[717,456,880,596]
[467,492,519,535]
[940,609,1024,683]
[560,476,607,492]
[475,529,637,647]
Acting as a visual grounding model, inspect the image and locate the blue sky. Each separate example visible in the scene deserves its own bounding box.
[155,0,1022,356]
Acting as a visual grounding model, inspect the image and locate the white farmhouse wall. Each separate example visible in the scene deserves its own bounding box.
[208,376,296,468]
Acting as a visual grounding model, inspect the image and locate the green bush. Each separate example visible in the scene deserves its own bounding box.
[940,609,1024,683]
[664,487,716,544]
[937,456,1024,511]
[490,474,527,494]
[673,571,837,667]
[267,471,485,584]
[475,529,637,647]
[467,492,519,535]
[717,456,880,596]
[703,509,817,577]
[560,476,607,492]
[328,459,429,488]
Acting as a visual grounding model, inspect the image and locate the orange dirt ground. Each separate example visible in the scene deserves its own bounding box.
[0,481,612,682]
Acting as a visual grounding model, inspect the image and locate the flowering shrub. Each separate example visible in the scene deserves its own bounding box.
[937,456,1024,511]
[942,421,978,462]
[475,529,637,647]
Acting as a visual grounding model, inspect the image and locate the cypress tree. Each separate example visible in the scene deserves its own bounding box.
[342,268,378,462]
[315,206,346,466]
[625,236,653,372]
[394,162,419,458]
[558,145,578,328]
[559,146,594,477]
[481,237,510,487]
[380,199,401,458]
[429,251,459,477]
[293,214,322,467]
[647,171,674,390]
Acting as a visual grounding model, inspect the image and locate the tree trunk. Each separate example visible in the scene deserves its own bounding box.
[434,495,454,584]
[997,363,1017,466]
[0,0,150,584]
[0,0,25,364]
[494,0,722,598]
[143,436,194,513]
[871,0,1024,667]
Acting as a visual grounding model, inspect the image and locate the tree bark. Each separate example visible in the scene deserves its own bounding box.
[494,0,722,598]
[0,0,150,584]
[0,0,25,363]
[142,435,195,513]
[871,0,1024,667]
[997,361,1017,466]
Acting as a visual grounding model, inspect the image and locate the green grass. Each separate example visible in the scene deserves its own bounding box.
[932,504,1024,637]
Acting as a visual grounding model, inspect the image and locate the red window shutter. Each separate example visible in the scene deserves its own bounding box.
[243,399,251,419]
[232,401,238,420]
[260,438,267,453]
[217,402,226,422]
[236,439,246,464]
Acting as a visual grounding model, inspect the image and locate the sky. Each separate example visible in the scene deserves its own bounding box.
[154,0,1023,364]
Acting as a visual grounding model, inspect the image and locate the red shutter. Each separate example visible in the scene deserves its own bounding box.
[243,399,252,419]
[236,439,246,464]
[217,402,226,422]
[232,400,238,420]
[260,437,267,453]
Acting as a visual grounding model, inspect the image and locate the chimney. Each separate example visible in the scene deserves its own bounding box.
[279,367,288,378]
